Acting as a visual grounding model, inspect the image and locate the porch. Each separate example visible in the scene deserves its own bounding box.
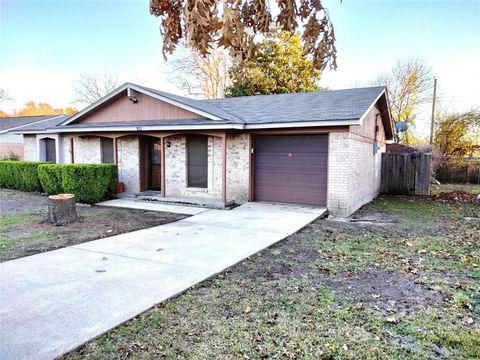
[64,131,250,207]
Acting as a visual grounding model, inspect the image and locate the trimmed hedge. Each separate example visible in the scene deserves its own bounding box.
[38,164,118,204]
[0,161,118,204]
[0,161,48,192]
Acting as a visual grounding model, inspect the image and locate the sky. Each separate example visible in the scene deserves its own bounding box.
[1,0,479,137]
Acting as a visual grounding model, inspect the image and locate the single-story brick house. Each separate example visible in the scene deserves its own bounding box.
[15,83,392,216]
[0,115,67,159]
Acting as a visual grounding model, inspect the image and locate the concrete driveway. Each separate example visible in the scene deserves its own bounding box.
[0,202,325,360]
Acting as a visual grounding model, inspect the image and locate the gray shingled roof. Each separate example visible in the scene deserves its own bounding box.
[0,115,59,131]
[12,115,69,131]
[131,85,386,125]
[14,85,388,134]
[204,86,385,124]
[136,84,245,124]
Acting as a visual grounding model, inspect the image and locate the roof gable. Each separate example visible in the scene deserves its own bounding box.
[61,83,235,126]
[72,89,205,125]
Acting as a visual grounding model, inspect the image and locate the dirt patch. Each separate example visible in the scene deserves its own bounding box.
[0,190,188,262]
[326,267,442,315]
[0,188,49,214]
[434,190,480,204]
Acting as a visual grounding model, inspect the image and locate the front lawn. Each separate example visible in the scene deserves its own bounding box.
[64,196,479,359]
[0,189,187,262]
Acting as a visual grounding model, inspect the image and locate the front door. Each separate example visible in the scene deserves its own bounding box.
[149,140,162,190]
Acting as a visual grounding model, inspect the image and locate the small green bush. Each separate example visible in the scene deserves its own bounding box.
[37,164,63,195]
[38,164,118,204]
[0,161,47,192]
[1,151,21,161]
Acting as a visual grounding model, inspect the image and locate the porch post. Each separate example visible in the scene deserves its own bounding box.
[222,133,227,205]
[70,137,75,164]
[161,136,166,197]
[113,137,118,165]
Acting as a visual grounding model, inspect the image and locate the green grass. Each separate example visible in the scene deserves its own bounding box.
[63,197,480,359]
[0,213,37,226]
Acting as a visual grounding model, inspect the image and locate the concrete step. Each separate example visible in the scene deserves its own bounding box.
[136,195,235,210]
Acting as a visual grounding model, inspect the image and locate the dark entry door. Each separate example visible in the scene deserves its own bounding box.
[149,140,162,190]
[254,135,328,206]
[45,138,56,163]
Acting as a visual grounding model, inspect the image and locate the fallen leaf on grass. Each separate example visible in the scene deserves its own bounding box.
[317,265,331,274]
[386,316,398,324]
[244,306,252,315]
[342,344,348,351]
[187,329,201,336]
[266,318,276,326]
[462,316,474,325]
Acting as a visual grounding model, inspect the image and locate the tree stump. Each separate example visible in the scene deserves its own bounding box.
[47,194,78,225]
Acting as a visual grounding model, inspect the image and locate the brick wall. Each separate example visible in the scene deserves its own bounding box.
[62,137,73,164]
[164,135,222,198]
[73,137,102,163]
[0,142,24,159]
[327,108,386,217]
[117,136,140,193]
[164,134,250,203]
[226,133,250,203]
[23,135,37,161]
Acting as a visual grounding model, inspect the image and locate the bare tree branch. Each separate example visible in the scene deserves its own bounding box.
[168,47,231,99]
[73,73,120,106]
[0,88,12,104]
[370,58,432,144]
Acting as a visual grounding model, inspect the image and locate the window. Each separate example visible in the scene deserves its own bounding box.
[101,138,114,163]
[187,135,208,188]
[45,138,56,163]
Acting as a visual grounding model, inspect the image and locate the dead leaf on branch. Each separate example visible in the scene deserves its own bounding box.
[150,0,337,71]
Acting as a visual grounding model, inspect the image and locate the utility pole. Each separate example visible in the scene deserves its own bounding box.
[429,77,437,145]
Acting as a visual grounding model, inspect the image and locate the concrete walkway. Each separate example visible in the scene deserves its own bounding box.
[0,202,326,360]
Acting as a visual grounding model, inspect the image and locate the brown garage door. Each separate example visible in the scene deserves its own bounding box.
[254,135,328,206]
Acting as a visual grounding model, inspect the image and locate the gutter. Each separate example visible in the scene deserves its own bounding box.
[13,119,363,135]
[14,123,246,134]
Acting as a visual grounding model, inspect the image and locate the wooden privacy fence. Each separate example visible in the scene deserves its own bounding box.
[381,153,431,195]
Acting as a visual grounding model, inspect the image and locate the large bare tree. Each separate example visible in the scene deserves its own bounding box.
[149,0,337,72]
[73,73,120,106]
[370,58,432,143]
[0,88,11,104]
[169,47,230,99]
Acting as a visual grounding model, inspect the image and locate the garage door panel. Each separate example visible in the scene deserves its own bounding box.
[254,135,328,206]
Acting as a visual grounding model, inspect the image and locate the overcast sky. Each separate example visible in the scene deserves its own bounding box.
[1,0,479,137]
